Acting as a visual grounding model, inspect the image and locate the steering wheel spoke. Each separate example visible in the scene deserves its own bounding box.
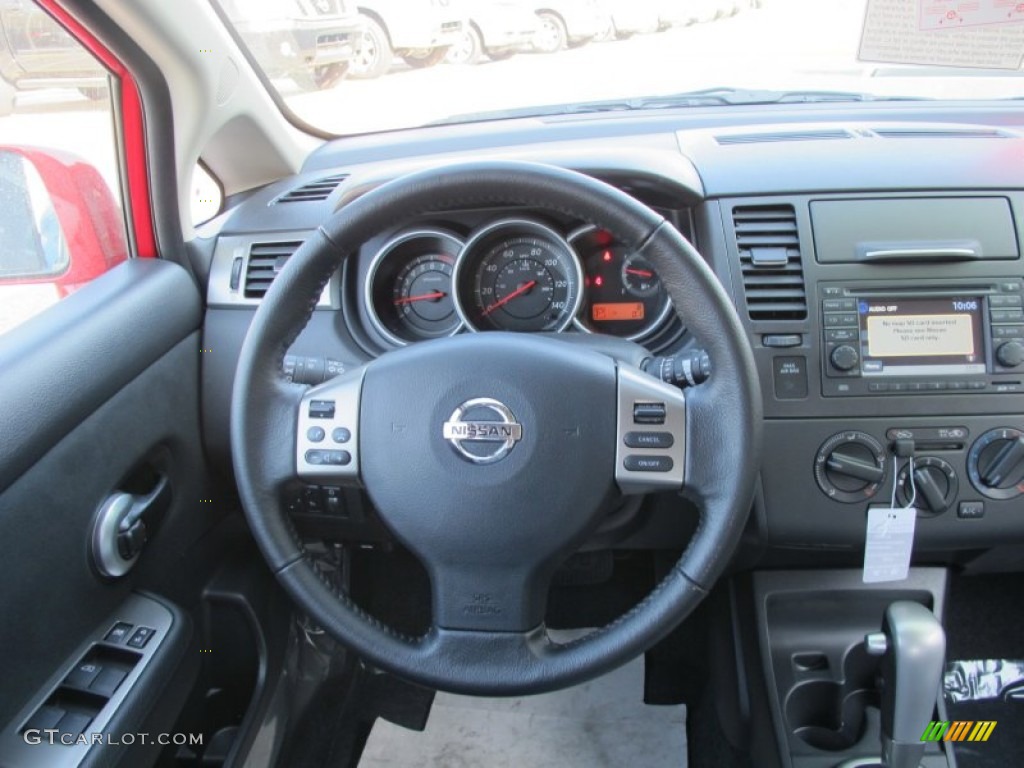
[295,365,365,487]
[614,366,687,495]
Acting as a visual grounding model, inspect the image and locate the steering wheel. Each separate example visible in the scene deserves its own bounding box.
[232,161,762,696]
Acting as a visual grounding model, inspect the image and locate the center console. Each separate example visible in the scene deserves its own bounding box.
[710,191,1024,551]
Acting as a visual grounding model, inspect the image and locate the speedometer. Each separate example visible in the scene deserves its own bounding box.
[454,219,583,333]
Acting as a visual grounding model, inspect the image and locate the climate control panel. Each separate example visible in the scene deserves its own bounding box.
[814,426,1024,508]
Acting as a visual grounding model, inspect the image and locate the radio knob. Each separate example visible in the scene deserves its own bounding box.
[996,341,1024,369]
[830,345,860,372]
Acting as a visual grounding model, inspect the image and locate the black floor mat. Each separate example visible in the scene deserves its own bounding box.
[943,573,1024,768]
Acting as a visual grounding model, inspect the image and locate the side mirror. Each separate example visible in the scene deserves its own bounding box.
[0,146,127,295]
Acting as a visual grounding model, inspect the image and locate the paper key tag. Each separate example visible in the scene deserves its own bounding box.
[863,506,917,584]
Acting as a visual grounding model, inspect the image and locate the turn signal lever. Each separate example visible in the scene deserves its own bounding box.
[642,350,711,388]
[864,602,946,768]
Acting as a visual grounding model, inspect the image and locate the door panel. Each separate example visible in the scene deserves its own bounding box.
[0,259,207,763]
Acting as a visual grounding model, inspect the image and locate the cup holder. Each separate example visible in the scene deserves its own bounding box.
[785,643,881,752]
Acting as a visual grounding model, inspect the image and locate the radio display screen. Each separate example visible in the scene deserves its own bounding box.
[858,297,986,377]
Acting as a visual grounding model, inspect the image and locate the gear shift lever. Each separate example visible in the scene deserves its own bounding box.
[864,601,946,768]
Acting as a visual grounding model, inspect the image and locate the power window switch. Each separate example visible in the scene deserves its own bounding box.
[127,627,156,649]
[65,661,102,690]
[632,402,666,425]
[22,705,65,733]
[104,622,133,644]
[90,667,129,697]
[57,712,93,738]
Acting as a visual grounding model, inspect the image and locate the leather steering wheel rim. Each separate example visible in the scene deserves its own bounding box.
[231,160,762,696]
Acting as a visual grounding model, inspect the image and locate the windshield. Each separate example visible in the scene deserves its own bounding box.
[215,0,1024,136]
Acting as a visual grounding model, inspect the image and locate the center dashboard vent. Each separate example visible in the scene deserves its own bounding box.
[244,241,302,298]
[733,204,807,321]
[274,173,349,204]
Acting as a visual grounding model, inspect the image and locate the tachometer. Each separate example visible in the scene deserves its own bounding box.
[366,230,464,345]
[454,219,583,333]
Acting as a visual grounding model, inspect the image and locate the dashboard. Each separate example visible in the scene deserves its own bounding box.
[197,100,1024,563]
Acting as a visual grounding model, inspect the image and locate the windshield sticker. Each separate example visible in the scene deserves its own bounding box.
[860,0,1024,69]
[920,0,1024,31]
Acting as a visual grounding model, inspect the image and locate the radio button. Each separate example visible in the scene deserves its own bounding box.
[868,382,889,392]
[908,382,927,392]
[990,294,1023,307]
[968,381,988,390]
[948,381,967,390]
[825,328,858,342]
[993,325,1024,339]
[927,382,947,391]
[889,383,908,392]
[991,309,1024,323]
[999,282,1022,293]
[823,298,857,312]
[824,312,858,328]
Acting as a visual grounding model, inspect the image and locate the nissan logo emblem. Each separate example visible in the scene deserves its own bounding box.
[442,398,523,464]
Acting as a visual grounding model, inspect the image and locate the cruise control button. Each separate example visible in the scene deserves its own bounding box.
[624,431,674,449]
[308,400,336,419]
[623,455,674,473]
[632,403,666,425]
[306,450,352,466]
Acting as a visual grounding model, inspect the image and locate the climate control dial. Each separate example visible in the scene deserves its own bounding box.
[895,457,958,515]
[968,428,1024,500]
[814,431,887,503]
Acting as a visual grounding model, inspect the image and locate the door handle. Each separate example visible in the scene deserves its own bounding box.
[91,473,171,578]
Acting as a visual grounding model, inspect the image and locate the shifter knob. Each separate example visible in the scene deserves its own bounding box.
[871,602,946,768]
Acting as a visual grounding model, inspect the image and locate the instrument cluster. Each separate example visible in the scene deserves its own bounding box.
[364,217,679,348]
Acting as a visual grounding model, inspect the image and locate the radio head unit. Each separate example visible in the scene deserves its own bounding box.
[821,280,1024,396]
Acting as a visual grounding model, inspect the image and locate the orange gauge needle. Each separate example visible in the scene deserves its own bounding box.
[394,291,446,305]
[482,280,537,316]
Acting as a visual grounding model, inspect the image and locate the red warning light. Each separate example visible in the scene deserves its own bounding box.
[602,251,613,263]
[595,276,604,287]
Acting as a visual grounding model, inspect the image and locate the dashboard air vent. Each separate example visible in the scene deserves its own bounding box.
[733,205,807,321]
[873,128,1010,139]
[275,173,349,203]
[244,241,302,298]
[715,129,853,145]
